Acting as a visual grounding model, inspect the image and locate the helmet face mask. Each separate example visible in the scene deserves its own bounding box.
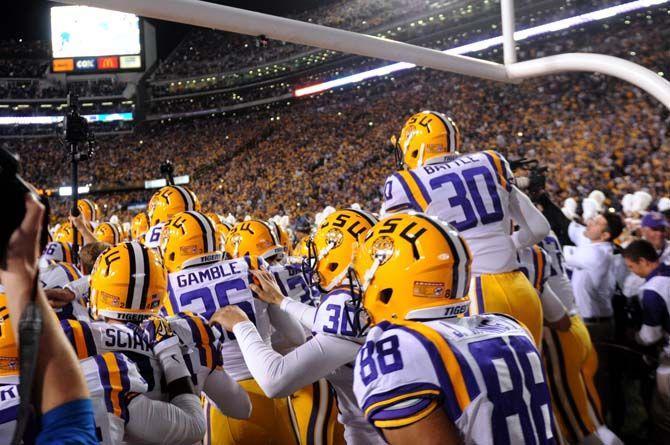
[345,267,372,337]
[308,209,377,293]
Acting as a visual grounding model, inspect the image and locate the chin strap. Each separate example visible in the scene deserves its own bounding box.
[12,272,43,445]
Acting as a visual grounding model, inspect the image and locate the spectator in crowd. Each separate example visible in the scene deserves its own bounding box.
[622,239,670,444]
[641,212,670,263]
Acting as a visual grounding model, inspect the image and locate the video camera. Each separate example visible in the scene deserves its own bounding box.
[0,149,33,268]
[509,157,548,198]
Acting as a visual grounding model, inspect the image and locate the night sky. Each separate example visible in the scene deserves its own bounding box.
[3,0,335,59]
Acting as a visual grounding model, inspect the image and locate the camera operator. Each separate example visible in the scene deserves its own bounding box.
[521,163,624,333]
[1,194,96,444]
[622,239,670,443]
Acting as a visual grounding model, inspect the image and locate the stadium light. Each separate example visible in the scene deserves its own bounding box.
[295,0,670,97]
[58,185,90,196]
[0,112,133,126]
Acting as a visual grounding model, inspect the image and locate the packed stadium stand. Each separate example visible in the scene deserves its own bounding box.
[3,0,667,223]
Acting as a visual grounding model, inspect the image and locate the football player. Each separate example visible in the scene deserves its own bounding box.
[77,198,101,226]
[539,233,620,445]
[211,208,384,445]
[381,111,550,345]
[0,287,205,445]
[93,222,123,245]
[145,185,200,248]
[160,212,307,445]
[206,212,233,246]
[59,241,251,421]
[131,211,150,242]
[351,213,557,444]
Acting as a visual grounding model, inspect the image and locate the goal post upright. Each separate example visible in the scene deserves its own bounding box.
[57,0,670,109]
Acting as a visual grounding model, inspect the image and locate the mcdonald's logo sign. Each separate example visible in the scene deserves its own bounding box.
[97,56,119,70]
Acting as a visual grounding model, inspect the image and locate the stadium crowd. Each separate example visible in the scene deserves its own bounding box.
[7,6,667,225]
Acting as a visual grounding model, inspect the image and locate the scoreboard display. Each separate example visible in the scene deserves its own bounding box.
[50,6,144,74]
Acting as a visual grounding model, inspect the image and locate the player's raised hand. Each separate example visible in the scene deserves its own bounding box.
[209,305,250,332]
[249,269,285,305]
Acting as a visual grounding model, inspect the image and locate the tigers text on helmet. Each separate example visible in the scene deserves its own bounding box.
[131,212,150,241]
[308,208,377,292]
[350,212,471,329]
[393,111,461,170]
[147,185,200,226]
[160,211,224,273]
[94,222,124,245]
[225,219,285,261]
[89,241,167,322]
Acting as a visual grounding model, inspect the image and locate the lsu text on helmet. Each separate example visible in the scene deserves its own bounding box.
[393,111,461,170]
[309,208,377,292]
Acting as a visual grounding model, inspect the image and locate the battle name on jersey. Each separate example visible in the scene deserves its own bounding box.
[421,154,481,174]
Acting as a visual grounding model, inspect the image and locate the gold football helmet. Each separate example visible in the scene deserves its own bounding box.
[225,219,285,261]
[160,211,223,273]
[77,199,101,223]
[42,241,74,264]
[0,293,19,378]
[392,111,461,170]
[94,222,123,245]
[292,235,311,259]
[308,209,377,292]
[54,221,86,245]
[206,212,233,247]
[90,241,167,322]
[131,212,150,241]
[269,221,292,252]
[351,213,471,328]
[147,185,200,226]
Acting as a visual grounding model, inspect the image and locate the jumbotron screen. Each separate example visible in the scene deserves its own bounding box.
[50,6,143,73]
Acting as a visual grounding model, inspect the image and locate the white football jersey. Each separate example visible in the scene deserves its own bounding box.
[0,353,148,445]
[269,263,316,305]
[354,314,557,445]
[539,232,577,314]
[0,385,18,444]
[517,245,551,293]
[143,223,164,249]
[381,151,518,274]
[143,313,223,394]
[311,289,383,444]
[60,319,161,398]
[83,352,148,444]
[166,257,270,381]
[39,261,82,289]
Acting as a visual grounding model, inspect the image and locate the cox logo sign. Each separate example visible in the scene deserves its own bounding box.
[75,58,96,70]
